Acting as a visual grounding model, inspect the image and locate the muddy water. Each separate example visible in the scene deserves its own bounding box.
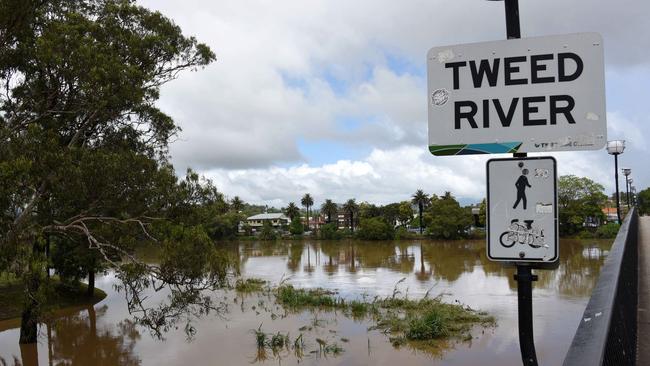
[0,239,611,365]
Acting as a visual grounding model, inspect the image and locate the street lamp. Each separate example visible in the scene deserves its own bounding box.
[471,207,481,227]
[606,140,625,224]
[628,178,634,207]
[622,168,631,208]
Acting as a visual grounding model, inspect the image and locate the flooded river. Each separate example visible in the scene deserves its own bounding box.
[0,239,611,365]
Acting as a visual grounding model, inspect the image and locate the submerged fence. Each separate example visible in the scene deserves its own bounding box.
[563,207,638,366]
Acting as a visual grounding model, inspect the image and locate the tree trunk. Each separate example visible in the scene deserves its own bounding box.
[19,342,39,366]
[87,269,95,297]
[350,212,354,232]
[20,238,42,344]
[419,204,423,234]
[45,234,50,279]
[19,275,40,344]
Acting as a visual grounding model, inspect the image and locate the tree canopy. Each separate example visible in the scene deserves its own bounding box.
[0,0,229,343]
[558,175,607,236]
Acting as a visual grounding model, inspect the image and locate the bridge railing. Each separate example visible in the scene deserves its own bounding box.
[563,207,638,366]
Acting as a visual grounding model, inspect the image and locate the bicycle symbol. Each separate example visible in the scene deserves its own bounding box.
[499,219,548,249]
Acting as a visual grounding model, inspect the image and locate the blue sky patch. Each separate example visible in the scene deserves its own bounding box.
[297,138,371,166]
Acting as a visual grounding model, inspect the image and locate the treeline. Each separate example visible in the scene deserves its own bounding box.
[260,174,626,241]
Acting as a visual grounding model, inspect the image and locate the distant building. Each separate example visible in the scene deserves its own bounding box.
[602,207,618,223]
[303,214,326,230]
[245,213,290,230]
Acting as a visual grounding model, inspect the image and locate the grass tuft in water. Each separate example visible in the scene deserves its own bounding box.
[235,278,267,293]
[275,285,343,308]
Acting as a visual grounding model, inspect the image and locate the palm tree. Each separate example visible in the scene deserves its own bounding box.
[342,198,359,232]
[230,196,244,213]
[301,193,314,230]
[285,202,300,221]
[411,189,429,234]
[321,199,338,224]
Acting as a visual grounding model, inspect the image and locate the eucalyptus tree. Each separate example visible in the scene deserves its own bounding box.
[301,193,314,230]
[0,0,231,343]
[342,199,359,232]
[321,199,338,224]
[285,202,300,221]
[411,189,429,234]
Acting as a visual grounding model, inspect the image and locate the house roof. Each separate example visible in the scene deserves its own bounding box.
[247,213,289,220]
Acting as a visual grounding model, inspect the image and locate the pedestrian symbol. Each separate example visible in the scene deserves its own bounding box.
[513,164,532,210]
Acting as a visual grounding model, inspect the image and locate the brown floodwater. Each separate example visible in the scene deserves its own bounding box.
[0,239,611,365]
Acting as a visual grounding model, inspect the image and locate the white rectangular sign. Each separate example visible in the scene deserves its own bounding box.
[487,157,558,263]
[427,33,606,155]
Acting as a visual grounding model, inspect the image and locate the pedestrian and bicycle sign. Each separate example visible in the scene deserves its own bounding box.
[487,157,558,264]
[427,33,606,156]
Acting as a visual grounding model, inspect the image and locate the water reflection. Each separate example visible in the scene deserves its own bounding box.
[0,238,611,366]
[3,305,141,366]
[237,239,611,300]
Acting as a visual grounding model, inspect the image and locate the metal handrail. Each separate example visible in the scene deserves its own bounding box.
[563,207,638,366]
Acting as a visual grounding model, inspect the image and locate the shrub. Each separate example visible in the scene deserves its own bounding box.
[357,217,394,240]
[595,222,620,239]
[394,227,415,240]
[259,221,277,241]
[289,218,304,235]
[319,223,342,240]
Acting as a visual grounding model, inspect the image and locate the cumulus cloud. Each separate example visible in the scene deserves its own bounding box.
[135,0,649,205]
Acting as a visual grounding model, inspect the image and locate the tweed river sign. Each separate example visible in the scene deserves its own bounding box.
[427,33,606,155]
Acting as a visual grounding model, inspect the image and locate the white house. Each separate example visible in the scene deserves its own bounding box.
[245,213,290,230]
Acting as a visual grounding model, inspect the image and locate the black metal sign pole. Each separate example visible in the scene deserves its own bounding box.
[502,0,539,365]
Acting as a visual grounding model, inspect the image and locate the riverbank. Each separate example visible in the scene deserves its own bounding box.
[0,278,107,321]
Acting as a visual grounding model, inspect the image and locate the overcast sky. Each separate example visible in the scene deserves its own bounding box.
[138,0,648,208]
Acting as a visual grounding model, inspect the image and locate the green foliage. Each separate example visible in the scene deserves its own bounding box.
[638,187,650,216]
[424,192,472,239]
[342,199,359,232]
[208,212,243,240]
[259,221,277,241]
[478,198,487,227]
[276,285,342,308]
[398,201,414,226]
[285,202,300,221]
[357,217,394,240]
[235,278,267,293]
[406,310,449,340]
[321,199,338,223]
[359,202,381,220]
[319,223,342,240]
[558,175,607,236]
[412,189,429,234]
[51,237,106,287]
[595,222,620,239]
[289,218,304,235]
[394,226,415,240]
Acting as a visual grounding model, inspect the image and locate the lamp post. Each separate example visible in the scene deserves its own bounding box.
[606,140,625,224]
[471,207,481,228]
[627,178,634,206]
[622,168,631,208]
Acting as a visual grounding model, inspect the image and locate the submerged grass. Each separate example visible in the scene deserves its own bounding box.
[238,276,495,359]
[275,285,343,308]
[235,278,268,293]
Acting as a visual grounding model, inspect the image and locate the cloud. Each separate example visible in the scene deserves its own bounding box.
[203,145,488,207]
[135,0,649,201]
